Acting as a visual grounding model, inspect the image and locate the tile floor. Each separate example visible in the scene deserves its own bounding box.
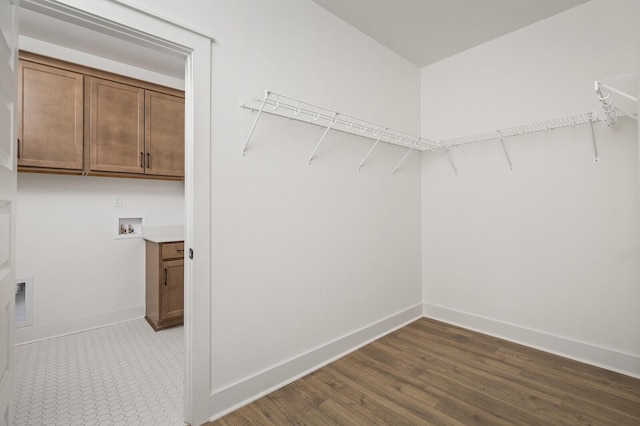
[14,319,184,426]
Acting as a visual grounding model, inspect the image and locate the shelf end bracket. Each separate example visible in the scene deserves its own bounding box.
[446,148,458,176]
[357,130,384,170]
[392,147,415,175]
[590,112,599,162]
[309,113,338,164]
[499,138,513,170]
[242,90,270,156]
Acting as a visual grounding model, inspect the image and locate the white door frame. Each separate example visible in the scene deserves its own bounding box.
[20,1,213,424]
[0,0,19,423]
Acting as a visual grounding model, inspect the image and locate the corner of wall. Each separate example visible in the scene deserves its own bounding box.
[423,303,640,379]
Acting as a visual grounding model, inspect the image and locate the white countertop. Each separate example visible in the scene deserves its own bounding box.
[142,225,184,243]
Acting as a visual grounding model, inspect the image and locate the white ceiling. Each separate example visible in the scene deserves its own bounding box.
[311,0,590,67]
[19,1,589,76]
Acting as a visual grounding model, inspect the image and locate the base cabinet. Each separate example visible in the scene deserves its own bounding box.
[145,240,184,330]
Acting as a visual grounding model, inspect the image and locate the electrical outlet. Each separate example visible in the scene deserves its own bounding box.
[113,196,122,207]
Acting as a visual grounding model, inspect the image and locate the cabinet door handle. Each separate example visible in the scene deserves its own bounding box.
[176,249,184,253]
[147,153,151,169]
[17,139,20,159]
[163,268,167,286]
[140,152,144,168]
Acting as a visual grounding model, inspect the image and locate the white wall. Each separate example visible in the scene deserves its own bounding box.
[15,174,184,343]
[421,0,640,377]
[120,0,423,416]
[14,38,185,343]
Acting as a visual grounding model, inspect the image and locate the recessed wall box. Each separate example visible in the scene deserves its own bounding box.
[115,216,145,239]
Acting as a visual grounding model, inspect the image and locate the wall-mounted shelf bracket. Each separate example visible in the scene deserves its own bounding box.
[242,90,270,155]
[595,72,638,126]
[499,138,513,170]
[358,130,385,170]
[393,147,415,175]
[445,149,458,176]
[308,113,338,164]
[589,112,599,162]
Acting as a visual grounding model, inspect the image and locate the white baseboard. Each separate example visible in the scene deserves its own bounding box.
[208,303,424,421]
[14,305,146,345]
[423,303,640,379]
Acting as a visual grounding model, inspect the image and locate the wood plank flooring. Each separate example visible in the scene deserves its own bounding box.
[208,318,640,425]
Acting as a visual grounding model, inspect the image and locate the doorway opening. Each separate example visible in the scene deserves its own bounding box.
[14,1,212,424]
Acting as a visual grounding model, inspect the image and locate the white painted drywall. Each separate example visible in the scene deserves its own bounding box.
[421,0,640,376]
[118,0,423,410]
[15,174,184,343]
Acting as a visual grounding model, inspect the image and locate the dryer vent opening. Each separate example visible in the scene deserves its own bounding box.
[15,277,33,328]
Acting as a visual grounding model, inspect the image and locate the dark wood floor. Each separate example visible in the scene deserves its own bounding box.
[208,318,640,425]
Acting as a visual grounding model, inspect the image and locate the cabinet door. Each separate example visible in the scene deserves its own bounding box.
[161,259,184,321]
[88,77,144,174]
[145,91,184,177]
[18,61,83,170]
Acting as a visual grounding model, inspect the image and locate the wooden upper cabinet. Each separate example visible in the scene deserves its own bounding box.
[18,52,184,180]
[145,91,185,177]
[87,77,145,174]
[18,60,84,171]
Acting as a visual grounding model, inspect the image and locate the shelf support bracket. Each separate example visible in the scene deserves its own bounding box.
[446,149,458,176]
[589,113,599,162]
[614,105,638,121]
[357,131,384,170]
[499,138,513,170]
[308,113,338,164]
[242,90,270,156]
[599,83,638,103]
[392,147,414,175]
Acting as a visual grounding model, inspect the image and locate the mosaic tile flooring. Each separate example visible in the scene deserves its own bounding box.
[14,319,184,426]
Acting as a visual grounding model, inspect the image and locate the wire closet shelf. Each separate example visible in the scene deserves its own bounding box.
[442,112,600,148]
[440,112,602,171]
[241,90,441,155]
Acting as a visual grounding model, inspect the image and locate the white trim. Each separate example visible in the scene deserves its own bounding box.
[423,303,640,379]
[20,0,192,56]
[14,305,145,345]
[208,304,423,422]
[111,0,216,41]
[182,35,213,426]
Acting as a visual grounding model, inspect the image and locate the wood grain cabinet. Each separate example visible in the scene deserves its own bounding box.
[145,91,185,177]
[18,52,184,180]
[18,60,84,172]
[87,77,145,174]
[87,79,185,177]
[145,240,184,331]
